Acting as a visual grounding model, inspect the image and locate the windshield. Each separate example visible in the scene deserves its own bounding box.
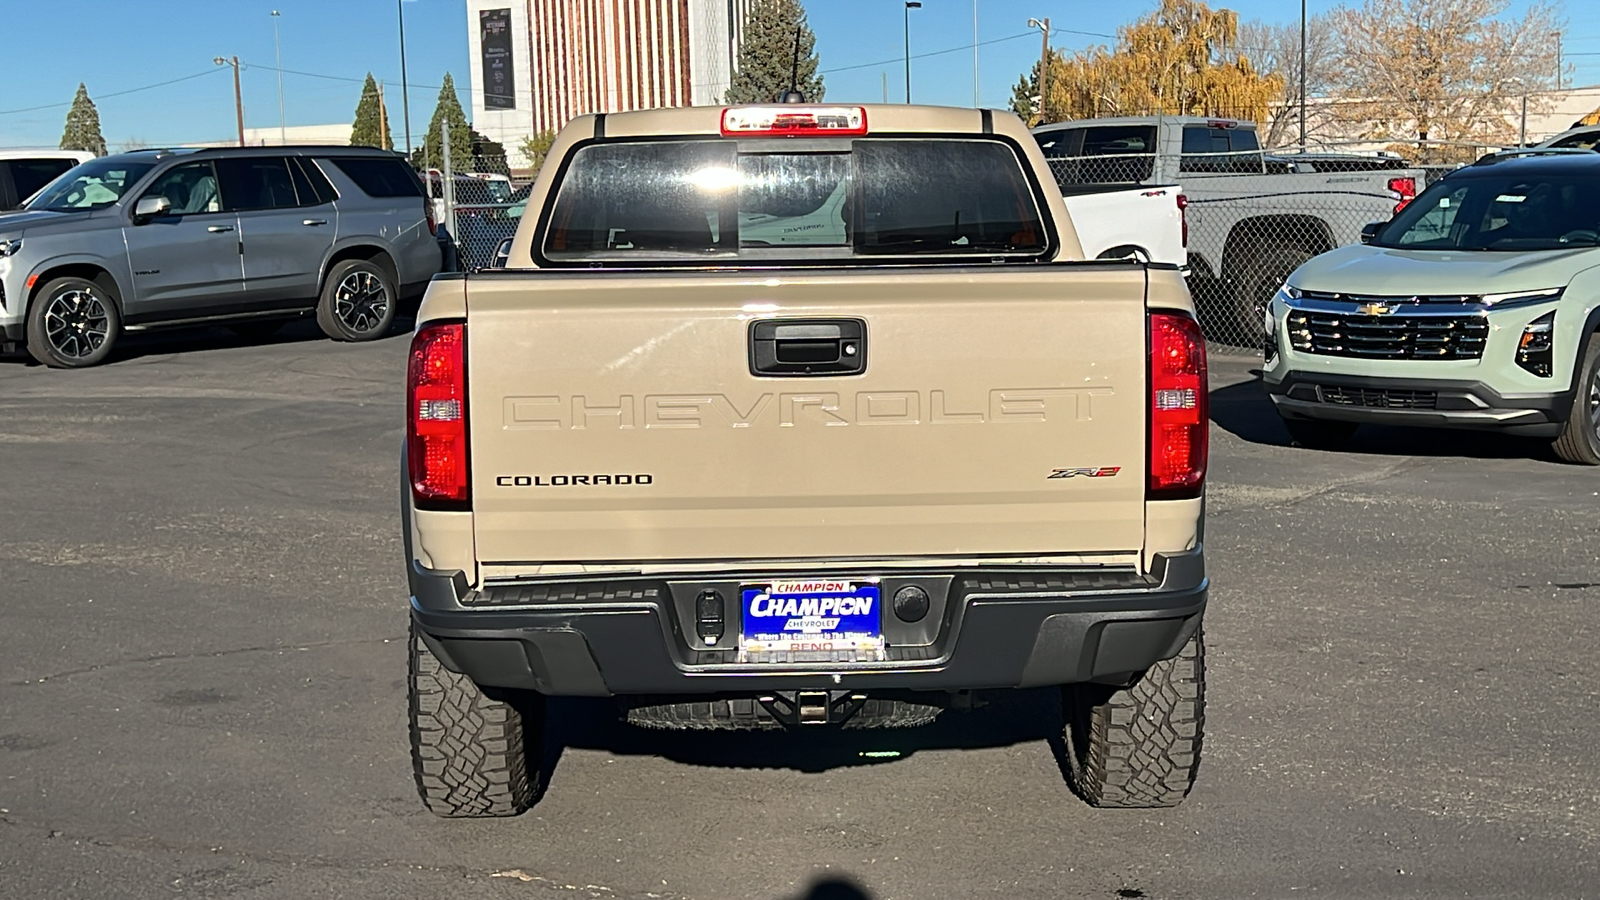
[1374,172,1600,251]
[26,159,156,211]
[542,138,1047,264]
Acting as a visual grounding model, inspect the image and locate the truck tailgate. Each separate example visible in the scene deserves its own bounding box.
[465,265,1149,564]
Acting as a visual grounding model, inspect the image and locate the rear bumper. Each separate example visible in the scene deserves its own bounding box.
[408,551,1207,697]
[1265,370,1569,437]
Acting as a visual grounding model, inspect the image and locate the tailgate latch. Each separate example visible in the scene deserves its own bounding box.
[749,318,867,377]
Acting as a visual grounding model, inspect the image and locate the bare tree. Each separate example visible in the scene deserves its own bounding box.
[1329,0,1562,160]
[1236,17,1337,148]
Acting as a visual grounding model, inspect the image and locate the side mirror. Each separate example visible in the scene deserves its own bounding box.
[1359,221,1384,244]
[133,195,171,222]
[491,238,513,269]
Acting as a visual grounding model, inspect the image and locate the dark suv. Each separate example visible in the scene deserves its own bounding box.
[0,146,441,367]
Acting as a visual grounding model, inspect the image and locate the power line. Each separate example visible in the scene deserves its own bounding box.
[0,69,225,116]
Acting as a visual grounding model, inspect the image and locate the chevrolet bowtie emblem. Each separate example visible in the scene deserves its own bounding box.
[1356,302,1397,315]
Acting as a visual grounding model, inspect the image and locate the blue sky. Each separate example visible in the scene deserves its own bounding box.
[2,0,1597,149]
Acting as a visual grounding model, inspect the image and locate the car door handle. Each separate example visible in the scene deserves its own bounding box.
[207,225,234,233]
[302,218,328,226]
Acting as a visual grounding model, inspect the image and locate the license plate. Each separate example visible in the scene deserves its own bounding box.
[738,579,884,663]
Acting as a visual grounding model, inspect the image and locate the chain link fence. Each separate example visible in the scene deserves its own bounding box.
[427,138,528,273]
[1037,140,1494,355]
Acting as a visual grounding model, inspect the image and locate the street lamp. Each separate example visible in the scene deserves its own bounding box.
[904,2,921,104]
[398,0,412,156]
[1027,17,1051,123]
[271,10,286,146]
[214,56,245,147]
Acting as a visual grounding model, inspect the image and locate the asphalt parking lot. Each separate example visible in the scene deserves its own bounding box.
[2,322,1598,899]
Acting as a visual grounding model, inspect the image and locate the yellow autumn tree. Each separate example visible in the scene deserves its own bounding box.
[1010,0,1281,126]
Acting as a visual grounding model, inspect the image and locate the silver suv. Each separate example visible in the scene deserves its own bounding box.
[0,146,441,367]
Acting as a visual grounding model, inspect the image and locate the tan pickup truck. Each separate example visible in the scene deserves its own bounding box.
[402,104,1210,817]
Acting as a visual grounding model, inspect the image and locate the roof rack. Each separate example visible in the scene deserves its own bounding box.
[1472,146,1598,165]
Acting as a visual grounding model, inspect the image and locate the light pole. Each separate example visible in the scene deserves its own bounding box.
[271,10,286,145]
[973,0,980,108]
[214,56,245,147]
[904,2,921,104]
[398,0,412,156]
[1028,17,1051,123]
[1554,30,1563,91]
[1298,0,1307,152]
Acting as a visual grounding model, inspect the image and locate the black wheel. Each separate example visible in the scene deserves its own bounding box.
[226,320,287,341]
[409,621,543,817]
[1281,415,1359,450]
[1060,629,1205,809]
[1233,244,1313,348]
[1553,333,1600,465]
[316,259,396,342]
[25,277,121,368]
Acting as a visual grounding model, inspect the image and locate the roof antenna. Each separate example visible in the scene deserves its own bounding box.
[777,26,806,103]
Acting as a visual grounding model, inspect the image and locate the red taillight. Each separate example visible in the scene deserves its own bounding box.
[407,321,469,508]
[1148,313,1208,499]
[1176,193,1189,248]
[1388,176,1417,213]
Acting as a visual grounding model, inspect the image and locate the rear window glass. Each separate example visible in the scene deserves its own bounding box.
[542,138,1047,264]
[1180,126,1263,174]
[326,157,423,198]
[7,158,77,201]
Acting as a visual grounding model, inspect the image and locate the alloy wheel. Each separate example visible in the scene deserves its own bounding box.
[334,271,390,334]
[1590,367,1600,442]
[43,289,110,360]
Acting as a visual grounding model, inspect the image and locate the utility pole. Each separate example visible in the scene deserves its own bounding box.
[904,2,921,103]
[1028,18,1051,123]
[1298,0,1307,152]
[272,10,286,145]
[1554,30,1562,91]
[882,71,888,104]
[398,0,412,156]
[1520,92,1528,146]
[214,56,245,146]
[973,0,980,108]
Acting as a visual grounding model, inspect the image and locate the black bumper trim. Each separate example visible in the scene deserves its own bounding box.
[1265,370,1569,434]
[409,552,1207,696]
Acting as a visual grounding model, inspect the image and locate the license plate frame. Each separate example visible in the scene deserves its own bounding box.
[737,579,885,664]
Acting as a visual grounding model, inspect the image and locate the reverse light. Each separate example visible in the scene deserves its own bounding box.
[1516,311,1555,377]
[721,106,868,137]
[1388,176,1417,213]
[407,321,470,508]
[1148,313,1208,500]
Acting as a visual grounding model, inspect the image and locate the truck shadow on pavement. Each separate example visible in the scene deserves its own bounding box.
[1208,371,1565,462]
[539,687,1064,777]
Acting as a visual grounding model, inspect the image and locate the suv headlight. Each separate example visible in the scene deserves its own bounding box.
[0,238,21,258]
[1515,311,1555,377]
[1482,287,1562,308]
[1279,283,1303,301]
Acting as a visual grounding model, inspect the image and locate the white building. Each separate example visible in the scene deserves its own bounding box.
[185,123,355,149]
[467,0,753,168]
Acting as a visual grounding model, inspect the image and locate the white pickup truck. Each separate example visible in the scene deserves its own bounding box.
[1034,115,1425,341]
[1061,184,1187,267]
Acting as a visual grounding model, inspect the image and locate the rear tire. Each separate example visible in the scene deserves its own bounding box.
[1552,334,1600,465]
[409,621,543,817]
[1060,629,1205,809]
[26,277,121,368]
[1234,245,1313,348]
[316,259,396,342]
[1281,415,1359,450]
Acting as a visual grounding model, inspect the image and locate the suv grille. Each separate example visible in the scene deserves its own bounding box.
[1317,385,1438,409]
[1286,311,1488,360]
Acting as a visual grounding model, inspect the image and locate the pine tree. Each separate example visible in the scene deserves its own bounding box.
[417,73,473,170]
[350,73,393,150]
[60,83,108,157]
[724,0,824,104]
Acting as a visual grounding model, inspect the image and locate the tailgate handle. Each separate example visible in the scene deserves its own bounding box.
[749,319,867,377]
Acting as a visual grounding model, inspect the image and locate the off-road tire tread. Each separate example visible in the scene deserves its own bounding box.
[408,625,539,817]
[1552,334,1600,465]
[626,697,942,730]
[1062,629,1205,809]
